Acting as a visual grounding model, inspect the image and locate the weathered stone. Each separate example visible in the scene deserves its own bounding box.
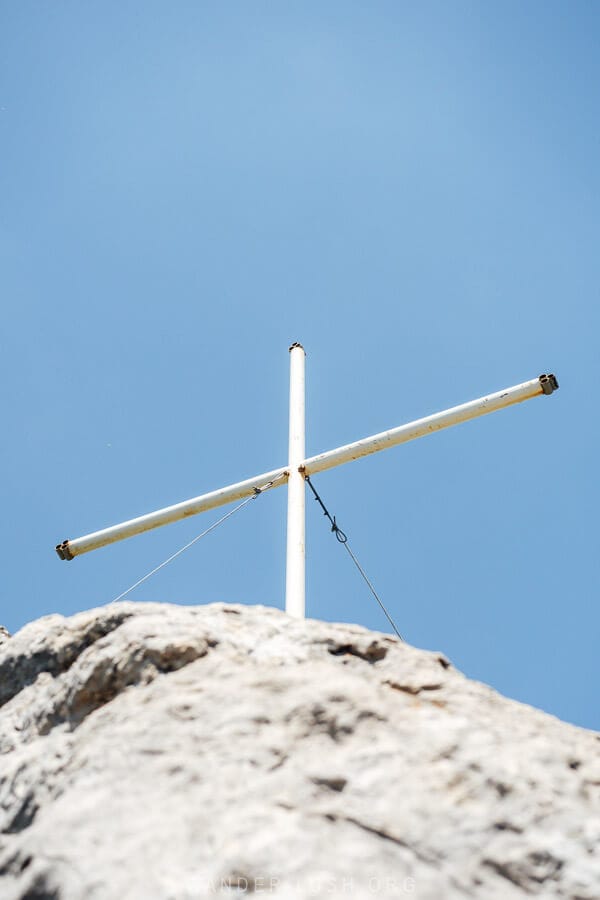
[0,602,597,899]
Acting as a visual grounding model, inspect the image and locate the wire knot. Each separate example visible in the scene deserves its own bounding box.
[331,517,347,543]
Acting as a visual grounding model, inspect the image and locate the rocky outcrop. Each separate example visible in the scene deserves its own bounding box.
[0,602,598,899]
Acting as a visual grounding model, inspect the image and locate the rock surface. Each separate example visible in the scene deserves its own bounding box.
[0,602,598,900]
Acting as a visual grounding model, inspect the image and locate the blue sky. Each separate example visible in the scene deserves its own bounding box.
[2,2,598,730]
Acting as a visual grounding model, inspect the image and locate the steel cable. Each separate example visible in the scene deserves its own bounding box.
[109,473,286,604]
[305,475,404,641]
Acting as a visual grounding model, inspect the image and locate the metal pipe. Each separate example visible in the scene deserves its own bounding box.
[285,343,306,618]
[56,466,288,560]
[302,374,558,477]
[56,372,557,563]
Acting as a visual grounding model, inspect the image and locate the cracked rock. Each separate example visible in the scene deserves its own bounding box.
[0,601,598,899]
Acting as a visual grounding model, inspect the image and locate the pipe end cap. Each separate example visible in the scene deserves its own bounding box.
[55,541,74,561]
[539,373,559,395]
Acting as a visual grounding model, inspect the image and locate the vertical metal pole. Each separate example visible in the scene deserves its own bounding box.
[285,342,306,617]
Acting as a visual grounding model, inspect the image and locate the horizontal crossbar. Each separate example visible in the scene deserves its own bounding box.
[56,374,557,560]
[56,467,289,559]
[302,374,557,475]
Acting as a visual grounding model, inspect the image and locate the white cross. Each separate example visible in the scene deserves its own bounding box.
[56,344,558,618]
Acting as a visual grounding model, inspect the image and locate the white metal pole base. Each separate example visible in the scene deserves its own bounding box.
[285,343,306,618]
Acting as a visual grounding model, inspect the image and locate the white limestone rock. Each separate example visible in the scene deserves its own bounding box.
[0,602,598,899]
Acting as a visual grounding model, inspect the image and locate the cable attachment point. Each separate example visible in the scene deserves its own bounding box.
[254,471,287,495]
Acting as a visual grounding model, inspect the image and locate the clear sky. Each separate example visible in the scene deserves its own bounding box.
[2,2,598,730]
